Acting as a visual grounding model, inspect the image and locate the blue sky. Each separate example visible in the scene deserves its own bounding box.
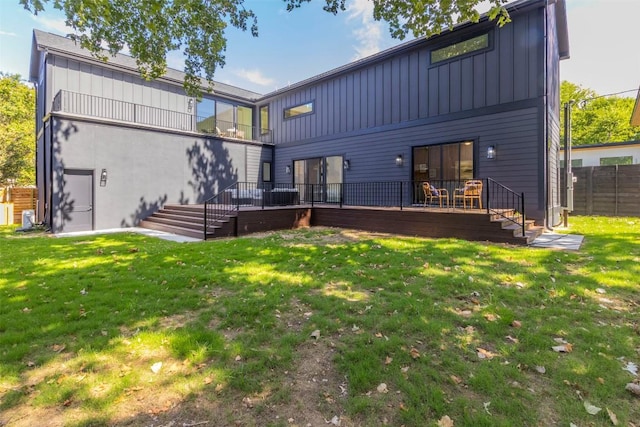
[1,0,638,97]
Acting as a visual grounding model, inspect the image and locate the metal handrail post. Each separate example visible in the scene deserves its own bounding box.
[399,181,403,210]
[485,178,490,213]
[521,192,526,237]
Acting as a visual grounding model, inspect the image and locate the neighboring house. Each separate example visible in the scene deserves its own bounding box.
[30,0,569,233]
[560,140,640,168]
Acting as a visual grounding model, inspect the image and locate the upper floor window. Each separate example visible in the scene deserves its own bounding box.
[260,105,269,135]
[431,33,489,64]
[284,101,314,119]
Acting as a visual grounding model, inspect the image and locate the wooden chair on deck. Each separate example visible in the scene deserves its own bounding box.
[454,180,483,209]
[422,182,449,208]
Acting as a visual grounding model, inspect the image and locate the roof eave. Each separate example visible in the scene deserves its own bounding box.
[554,0,570,60]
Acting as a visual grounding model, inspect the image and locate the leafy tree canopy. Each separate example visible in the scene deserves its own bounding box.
[561,80,640,146]
[21,0,510,96]
[0,73,35,186]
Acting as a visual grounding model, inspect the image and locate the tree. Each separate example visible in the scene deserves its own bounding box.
[560,81,640,145]
[0,74,35,186]
[20,0,510,96]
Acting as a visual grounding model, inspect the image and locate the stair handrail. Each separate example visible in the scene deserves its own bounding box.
[485,178,526,237]
[203,182,240,239]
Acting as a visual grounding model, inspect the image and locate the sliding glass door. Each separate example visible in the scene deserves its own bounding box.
[293,156,344,203]
[413,141,474,203]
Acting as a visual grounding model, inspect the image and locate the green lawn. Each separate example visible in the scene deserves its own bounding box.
[0,216,638,426]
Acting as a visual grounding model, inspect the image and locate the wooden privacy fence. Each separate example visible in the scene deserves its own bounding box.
[0,187,38,225]
[569,165,640,217]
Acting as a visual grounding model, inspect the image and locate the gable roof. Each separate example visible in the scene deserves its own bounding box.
[29,29,263,102]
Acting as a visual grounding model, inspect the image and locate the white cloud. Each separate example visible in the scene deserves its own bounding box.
[0,30,17,37]
[31,15,73,35]
[234,68,275,87]
[346,0,384,60]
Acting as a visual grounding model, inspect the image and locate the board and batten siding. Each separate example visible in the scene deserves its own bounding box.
[265,8,544,145]
[46,55,190,115]
[275,106,545,220]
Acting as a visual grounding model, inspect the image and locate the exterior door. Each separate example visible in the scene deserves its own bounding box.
[63,169,94,232]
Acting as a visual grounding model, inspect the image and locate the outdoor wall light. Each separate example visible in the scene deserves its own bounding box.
[100,168,108,187]
[487,145,496,160]
[285,165,291,175]
[187,98,194,112]
[343,159,351,170]
[395,154,404,166]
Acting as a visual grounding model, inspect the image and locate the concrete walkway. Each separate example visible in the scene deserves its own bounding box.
[529,231,584,250]
[55,227,201,243]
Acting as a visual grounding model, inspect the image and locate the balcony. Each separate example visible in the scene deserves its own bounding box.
[51,90,272,144]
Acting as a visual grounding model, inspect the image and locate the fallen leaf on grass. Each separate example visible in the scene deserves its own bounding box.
[483,401,492,415]
[384,356,393,365]
[409,348,421,359]
[477,348,496,360]
[310,329,321,340]
[377,383,388,393]
[606,407,619,425]
[235,355,242,362]
[450,375,463,384]
[437,415,454,427]
[623,362,638,376]
[625,383,640,396]
[535,366,546,374]
[326,415,340,426]
[51,344,66,353]
[505,335,519,344]
[583,401,602,415]
[552,344,573,353]
[484,313,499,322]
[150,362,163,373]
[511,320,522,328]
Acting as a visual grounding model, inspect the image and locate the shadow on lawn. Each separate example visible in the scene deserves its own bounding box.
[0,228,637,426]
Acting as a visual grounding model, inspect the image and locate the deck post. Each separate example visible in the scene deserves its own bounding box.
[521,192,526,237]
[203,201,208,240]
[340,183,343,208]
[485,178,490,214]
[399,181,403,210]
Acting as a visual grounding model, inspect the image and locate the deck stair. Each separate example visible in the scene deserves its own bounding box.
[490,209,543,244]
[139,204,235,240]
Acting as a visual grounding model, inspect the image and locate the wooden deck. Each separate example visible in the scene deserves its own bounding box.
[140,203,542,245]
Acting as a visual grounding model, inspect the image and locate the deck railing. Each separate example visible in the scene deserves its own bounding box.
[204,179,526,238]
[51,90,272,143]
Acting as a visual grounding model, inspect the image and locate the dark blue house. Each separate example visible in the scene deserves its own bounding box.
[30,0,569,235]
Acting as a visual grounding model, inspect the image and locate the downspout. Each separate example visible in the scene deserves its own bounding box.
[542,2,551,230]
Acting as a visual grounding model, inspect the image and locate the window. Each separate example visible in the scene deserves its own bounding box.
[262,161,271,182]
[260,105,269,135]
[413,141,474,183]
[600,156,632,166]
[284,102,314,119]
[196,98,254,138]
[196,98,215,133]
[431,33,489,64]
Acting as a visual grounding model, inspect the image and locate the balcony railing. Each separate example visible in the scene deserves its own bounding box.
[52,90,272,143]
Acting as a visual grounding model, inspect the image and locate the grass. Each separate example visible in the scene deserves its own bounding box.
[0,216,638,426]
